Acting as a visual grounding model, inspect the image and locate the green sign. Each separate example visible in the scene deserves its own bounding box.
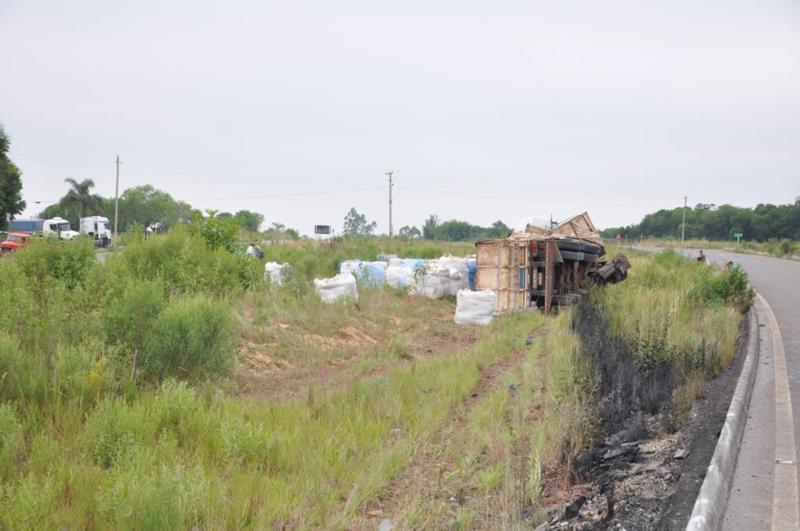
[734,232,743,238]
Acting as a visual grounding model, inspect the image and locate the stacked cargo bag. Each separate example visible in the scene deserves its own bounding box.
[455,289,496,325]
[386,258,426,289]
[412,256,468,299]
[264,262,290,285]
[339,260,388,287]
[359,261,388,287]
[314,273,359,303]
[339,260,362,276]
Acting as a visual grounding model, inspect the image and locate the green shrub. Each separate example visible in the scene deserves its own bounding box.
[694,267,755,313]
[105,279,167,357]
[0,403,22,479]
[0,333,49,405]
[113,228,263,294]
[142,296,236,380]
[98,464,206,531]
[0,473,59,530]
[14,237,96,288]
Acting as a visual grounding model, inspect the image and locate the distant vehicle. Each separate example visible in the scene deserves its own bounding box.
[80,216,112,247]
[42,217,80,240]
[0,232,30,254]
[10,217,80,240]
[9,219,44,233]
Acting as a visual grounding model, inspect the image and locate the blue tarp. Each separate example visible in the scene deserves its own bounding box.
[467,260,477,290]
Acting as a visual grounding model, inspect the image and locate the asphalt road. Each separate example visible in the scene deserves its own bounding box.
[637,247,800,529]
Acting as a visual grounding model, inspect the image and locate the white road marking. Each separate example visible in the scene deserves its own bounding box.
[758,293,800,531]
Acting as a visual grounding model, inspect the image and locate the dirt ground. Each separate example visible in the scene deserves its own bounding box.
[232,292,480,402]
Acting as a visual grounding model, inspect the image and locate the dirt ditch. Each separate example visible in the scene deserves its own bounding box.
[539,301,749,530]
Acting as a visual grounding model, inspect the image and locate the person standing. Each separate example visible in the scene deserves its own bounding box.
[246,242,256,257]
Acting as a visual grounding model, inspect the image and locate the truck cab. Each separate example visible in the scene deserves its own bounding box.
[42,217,79,240]
[80,216,112,247]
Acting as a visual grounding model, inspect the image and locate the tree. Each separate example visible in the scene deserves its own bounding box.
[489,220,511,238]
[422,215,439,240]
[436,220,474,241]
[398,225,421,238]
[264,222,300,241]
[63,178,104,218]
[342,207,377,236]
[600,200,800,242]
[0,126,25,231]
[188,209,240,251]
[116,185,185,232]
[234,210,264,232]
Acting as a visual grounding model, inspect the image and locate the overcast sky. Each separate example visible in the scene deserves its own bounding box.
[1,0,799,234]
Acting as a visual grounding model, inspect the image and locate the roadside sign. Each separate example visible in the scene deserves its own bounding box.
[734,232,743,238]
[314,225,331,235]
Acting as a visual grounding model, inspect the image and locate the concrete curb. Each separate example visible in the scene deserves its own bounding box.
[685,305,760,530]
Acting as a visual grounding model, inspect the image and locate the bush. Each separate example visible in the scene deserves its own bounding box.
[0,403,22,479]
[14,237,96,288]
[142,296,236,380]
[114,228,263,294]
[105,279,168,356]
[694,267,755,313]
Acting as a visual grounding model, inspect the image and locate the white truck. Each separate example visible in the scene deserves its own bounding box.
[80,216,112,247]
[42,217,80,240]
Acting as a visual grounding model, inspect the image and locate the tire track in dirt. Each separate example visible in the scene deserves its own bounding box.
[349,333,547,530]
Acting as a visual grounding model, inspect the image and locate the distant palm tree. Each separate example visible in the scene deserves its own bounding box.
[62,178,103,218]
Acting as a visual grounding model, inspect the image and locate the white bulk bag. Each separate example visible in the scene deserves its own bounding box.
[386,258,426,289]
[455,289,496,325]
[264,262,289,285]
[339,260,362,276]
[314,273,359,303]
[412,255,468,298]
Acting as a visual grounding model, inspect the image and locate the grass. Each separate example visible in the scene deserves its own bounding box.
[597,250,748,374]
[0,233,747,529]
[594,249,753,429]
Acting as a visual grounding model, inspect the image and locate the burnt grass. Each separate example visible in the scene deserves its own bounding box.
[539,300,748,530]
[572,300,677,436]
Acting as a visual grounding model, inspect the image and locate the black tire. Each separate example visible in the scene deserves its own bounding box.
[583,242,603,255]
[556,239,583,252]
[582,253,599,263]
[559,250,584,261]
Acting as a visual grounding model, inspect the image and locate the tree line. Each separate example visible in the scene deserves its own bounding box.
[601,200,800,242]
[341,208,511,240]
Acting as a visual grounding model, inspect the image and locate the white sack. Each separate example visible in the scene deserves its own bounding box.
[455,289,496,325]
[264,262,289,285]
[386,258,426,289]
[314,272,359,303]
[411,255,469,299]
[339,260,362,276]
[339,260,388,287]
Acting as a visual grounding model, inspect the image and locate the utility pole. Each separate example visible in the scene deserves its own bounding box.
[680,195,687,246]
[114,155,122,238]
[386,171,394,238]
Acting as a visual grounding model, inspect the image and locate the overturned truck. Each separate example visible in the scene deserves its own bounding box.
[475,212,630,314]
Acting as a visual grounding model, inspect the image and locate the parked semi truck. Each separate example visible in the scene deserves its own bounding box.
[80,216,112,247]
[9,217,80,240]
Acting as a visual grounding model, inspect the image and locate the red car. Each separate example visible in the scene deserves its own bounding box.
[0,232,30,254]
